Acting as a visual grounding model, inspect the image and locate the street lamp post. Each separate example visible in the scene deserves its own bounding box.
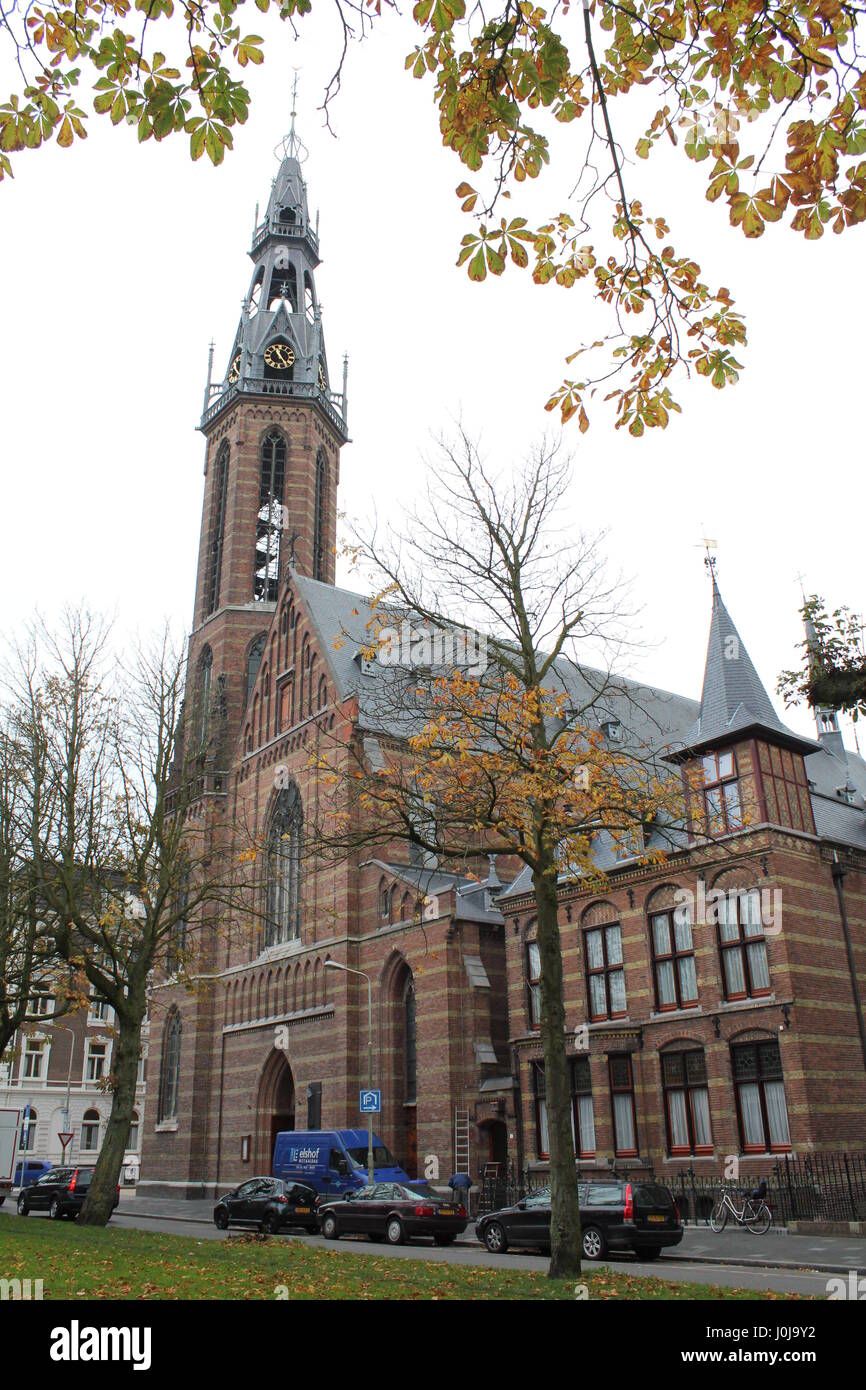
[52,1023,77,1161]
[324,961,374,1186]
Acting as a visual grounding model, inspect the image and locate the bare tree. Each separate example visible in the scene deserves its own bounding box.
[7,611,254,1226]
[0,705,85,1068]
[308,433,685,1278]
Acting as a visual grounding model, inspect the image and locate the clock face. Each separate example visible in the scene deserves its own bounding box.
[318,360,327,391]
[227,353,241,385]
[264,342,295,372]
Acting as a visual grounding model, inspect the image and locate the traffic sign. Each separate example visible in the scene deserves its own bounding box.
[359,1089,381,1114]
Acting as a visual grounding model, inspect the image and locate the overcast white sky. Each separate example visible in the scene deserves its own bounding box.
[1,9,863,746]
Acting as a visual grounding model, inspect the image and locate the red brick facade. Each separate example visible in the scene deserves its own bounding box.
[140,177,866,1203]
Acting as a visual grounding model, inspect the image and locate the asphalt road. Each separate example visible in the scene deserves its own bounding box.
[2,1206,832,1296]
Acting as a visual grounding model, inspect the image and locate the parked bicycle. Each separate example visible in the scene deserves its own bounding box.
[710,1179,772,1234]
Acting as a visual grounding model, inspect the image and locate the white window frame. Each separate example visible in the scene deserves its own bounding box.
[22,1037,48,1080]
[80,1110,101,1152]
[85,1039,109,1084]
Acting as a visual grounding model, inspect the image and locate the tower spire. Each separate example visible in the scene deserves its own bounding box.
[199,105,347,444]
[671,561,817,760]
[276,70,308,166]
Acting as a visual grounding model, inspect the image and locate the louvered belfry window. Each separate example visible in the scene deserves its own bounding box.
[255,431,286,601]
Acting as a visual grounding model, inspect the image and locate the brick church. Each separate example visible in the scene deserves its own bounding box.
[140,125,866,1198]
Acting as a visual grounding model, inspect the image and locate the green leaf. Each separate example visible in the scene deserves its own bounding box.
[467,246,486,281]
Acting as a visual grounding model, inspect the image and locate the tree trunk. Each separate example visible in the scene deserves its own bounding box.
[78,1003,143,1227]
[533,858,582,1278]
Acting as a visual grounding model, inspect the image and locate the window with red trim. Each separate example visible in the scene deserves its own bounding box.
[571,1056,596,1158]
[532,1061,548,1157]
[526,941,541,1029]
[608,1054,638,1156]
[731,1041,791,1153]
[717,889,771,1001]
[650,904,698,1011]
[701,749,743,834]
[584,924,627,1021]
[662,1050,713,1156]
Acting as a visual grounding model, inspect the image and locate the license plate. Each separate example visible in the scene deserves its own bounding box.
[648,1214,665,1223]
[438,1208,455,1216]
[295,1207,311,1214]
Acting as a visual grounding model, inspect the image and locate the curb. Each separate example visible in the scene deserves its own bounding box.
[115,1207,864,1274]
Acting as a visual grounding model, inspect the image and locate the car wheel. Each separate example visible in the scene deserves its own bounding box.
[16,1194,28,1217]
[264,1212,282,1236]
[385,1217,405,1245]
[483,1221,508,1255]
[581,1225,606,1261]
[641,1247,663,1261]
[214,1208,229,1231]
[321,1212,339,1240]
[433,1235,456,1247]
[49,1198,64,1221]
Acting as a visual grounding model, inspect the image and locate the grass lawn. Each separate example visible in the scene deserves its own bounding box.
[0,1217,801,1301]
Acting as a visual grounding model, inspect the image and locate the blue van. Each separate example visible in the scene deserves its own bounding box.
[14,1159,52,1188]
[272,1130,409,1198]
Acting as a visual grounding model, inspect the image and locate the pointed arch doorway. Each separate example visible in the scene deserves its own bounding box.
[257,1050,296,1171]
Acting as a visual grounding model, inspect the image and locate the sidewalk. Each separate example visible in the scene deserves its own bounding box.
[117,1192,866,1274]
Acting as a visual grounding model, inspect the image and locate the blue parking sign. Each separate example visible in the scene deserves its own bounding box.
[359,1089,381,1113]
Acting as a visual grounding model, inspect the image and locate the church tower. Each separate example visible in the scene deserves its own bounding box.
[188,116,349,768]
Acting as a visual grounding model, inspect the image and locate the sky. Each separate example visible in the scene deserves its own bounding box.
[0,8,863,747]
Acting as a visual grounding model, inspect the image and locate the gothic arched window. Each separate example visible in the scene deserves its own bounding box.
[158,1010,182,1123]
[266,784,303,947]
[404,978,417,1104]
[246,634,266,707]
[198,646,213,748]
[248,268,264,316]
[204,443,229,617]
[255,431,286,602]
[313,449,328,581]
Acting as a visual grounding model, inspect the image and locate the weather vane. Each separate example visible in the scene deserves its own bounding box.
[275,69,308,164]
[695,533,718,577]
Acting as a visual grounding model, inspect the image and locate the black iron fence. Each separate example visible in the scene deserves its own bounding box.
[477,1152,866,1225]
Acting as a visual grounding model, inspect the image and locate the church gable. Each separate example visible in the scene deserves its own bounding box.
[239,572,345,762]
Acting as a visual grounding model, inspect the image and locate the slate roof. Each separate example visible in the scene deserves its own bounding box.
[291,571,866,868]
[371,860,506,926]
[678,574,817,758]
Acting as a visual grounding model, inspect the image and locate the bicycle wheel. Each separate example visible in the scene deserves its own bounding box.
[747,1202,772,1235]
[709,1199,728,1233]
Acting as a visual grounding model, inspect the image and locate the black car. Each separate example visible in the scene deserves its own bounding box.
[476,1180,683,1261]
[16,1167,119,1220]
[320,1181,468,1246]
[213,1177,319,1234]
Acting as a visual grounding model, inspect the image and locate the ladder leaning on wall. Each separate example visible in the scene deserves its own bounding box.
[454,1108,471,1175]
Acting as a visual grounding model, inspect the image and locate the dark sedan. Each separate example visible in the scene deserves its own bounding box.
[476,1180,683,1261]
[213,1177,319,1234]
[16,1167,119,1220]
[319,1181,468,1246]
